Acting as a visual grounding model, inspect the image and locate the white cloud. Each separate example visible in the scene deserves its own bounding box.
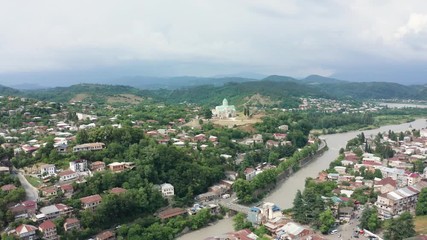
[0,0,427,79]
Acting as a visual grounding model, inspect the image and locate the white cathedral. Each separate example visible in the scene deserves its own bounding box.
[212,98,236,119]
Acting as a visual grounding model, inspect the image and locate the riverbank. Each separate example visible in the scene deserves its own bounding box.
[178,118,427,239]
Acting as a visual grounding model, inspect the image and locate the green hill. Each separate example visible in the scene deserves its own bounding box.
[0,84,20,96]
[150,80,329,108]
[23,84,146,104]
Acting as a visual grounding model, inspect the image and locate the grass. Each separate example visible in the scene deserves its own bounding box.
[374,114,417,125]
[25,175,42,188]
[415,215,427,234]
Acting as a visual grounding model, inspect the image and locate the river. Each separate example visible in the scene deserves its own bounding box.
[178,118,427,240]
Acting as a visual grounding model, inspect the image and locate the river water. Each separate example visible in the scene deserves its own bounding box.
[178,118,427,240]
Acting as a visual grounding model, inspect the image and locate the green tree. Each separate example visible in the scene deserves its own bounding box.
[318,209,335,234]
[233,213,252,230]
[384,212,415,240]
[416,188,427,216]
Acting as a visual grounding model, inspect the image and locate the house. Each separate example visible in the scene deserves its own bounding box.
[278,125,289,131]
[59,184,74,198]
[63,218,80,232]
[90,161,106,172]
[158,208,187,220]
[339,207,354,222]
[276,222,312,240]
[39,204,73,220]
[244,167,256,181]
[41,187,58,197]
[69,159,88,172]
[160,183,175,197]
[14,224,38,240]
[1,184,17,192]
[9,200,38,219]
[39,220,58,240]
[40,164,56,176]
[263,202,283,220]
[266,140,281,148]
[374,177,397,194]
[108,162,126,172]
[58,169,78,182]
[80,194,102,211]
[109,187,127,195]
[73,142,105,152]
[273,133,287,140]
[407,172,422,186]
[95,230,116,240]
[55,143,68,153]
[375,182,427,219]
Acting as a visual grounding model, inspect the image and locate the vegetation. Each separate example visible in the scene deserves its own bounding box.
[416,188,427,216]
[383,211,416,240]
[359,207,381,232]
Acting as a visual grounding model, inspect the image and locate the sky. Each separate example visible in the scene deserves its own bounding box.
[1,0,427,86]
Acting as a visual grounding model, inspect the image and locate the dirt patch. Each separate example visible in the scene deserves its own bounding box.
[415,216,427,234]
[69,93,89,103]
[211,113,264,132]
[243,93,280,106]
[107,94,144,104]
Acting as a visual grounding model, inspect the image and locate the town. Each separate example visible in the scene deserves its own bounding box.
[0,93,426,240]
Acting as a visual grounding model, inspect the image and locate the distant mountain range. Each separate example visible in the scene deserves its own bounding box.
[1,74,427,107]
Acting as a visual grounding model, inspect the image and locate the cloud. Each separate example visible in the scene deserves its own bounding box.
[0,0,427,83]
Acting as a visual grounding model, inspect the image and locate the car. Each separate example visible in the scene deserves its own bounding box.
[330,229,338,235]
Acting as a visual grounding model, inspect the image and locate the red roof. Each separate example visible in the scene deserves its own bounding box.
[110,187,127,194]
[58,169,76,177]
[96,230,114,240]
[80,194,102,204]
[39,220,56,230]
[158,208,186,219]
[65,218,79,225]
[60,184,73,191]
[375,177,397,187]
[244,167,255,174]
[1,184,17,191]
[16,224,37,234]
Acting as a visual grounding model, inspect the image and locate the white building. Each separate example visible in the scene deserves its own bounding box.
[160,183,175,197]
[40,164,56,176]
[69,159,88,172]
[212,99,236,119]
[73,142,105,152]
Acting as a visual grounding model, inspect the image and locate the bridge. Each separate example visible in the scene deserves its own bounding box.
[218,201,251,214]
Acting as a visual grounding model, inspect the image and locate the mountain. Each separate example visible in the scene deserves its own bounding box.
[0,84,20,95]
[316,82,420,99]
[262,75,298,82]
[302,75,347,84]
[109,76,257,89]
[149,80,329,108]
[22,84,146,104]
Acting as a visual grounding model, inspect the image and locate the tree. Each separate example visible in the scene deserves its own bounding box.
[384,212,415,240]
[367,208,380,232]
[416,188,427,216]
[318,209,335,234]
[203,107,213,119]
[233,213,252,230]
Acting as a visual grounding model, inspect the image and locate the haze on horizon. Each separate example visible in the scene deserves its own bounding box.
[1,0,427,87]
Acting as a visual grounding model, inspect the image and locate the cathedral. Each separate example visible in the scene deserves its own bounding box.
[212,98,236,119]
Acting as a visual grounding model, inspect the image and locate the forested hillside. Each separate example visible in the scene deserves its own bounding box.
[2,75,427,106]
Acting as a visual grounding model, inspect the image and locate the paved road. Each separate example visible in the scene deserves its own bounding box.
[14,168,39,201]
[324,208,369,240]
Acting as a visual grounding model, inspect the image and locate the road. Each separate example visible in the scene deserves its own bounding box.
[324,208,369,240]
[13,168,39,201]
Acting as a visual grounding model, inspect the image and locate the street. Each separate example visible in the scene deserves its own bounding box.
[325,208,369,240]
[13,168,39,201]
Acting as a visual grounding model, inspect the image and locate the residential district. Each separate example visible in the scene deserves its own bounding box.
[0,95,427,240]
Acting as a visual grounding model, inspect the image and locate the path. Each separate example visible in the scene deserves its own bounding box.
[13,168,39,201]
